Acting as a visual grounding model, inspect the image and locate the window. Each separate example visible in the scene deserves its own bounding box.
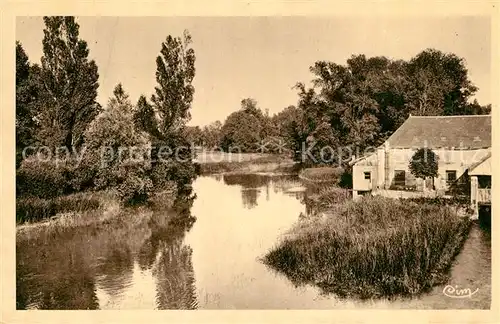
[478,175,491,189]
[446,170,457,184]
[364,172,371,180]
[394,170,405,186]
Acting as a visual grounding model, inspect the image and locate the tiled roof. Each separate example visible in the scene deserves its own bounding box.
[386,115,491,149]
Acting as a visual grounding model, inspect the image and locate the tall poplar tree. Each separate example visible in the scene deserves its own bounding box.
[134,30,197,192]
[136,30,195,141]
[16,41,38,166]
[36,16,100,150]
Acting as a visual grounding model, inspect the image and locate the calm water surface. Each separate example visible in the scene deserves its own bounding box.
[16,174,491,309]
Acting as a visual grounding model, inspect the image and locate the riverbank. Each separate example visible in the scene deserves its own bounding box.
[16,153,293,229]
[298,166,344,183]
[263,195,472,299]
[16,185,181,236]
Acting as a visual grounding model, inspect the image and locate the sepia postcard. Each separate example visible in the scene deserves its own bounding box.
[1,1,499,323]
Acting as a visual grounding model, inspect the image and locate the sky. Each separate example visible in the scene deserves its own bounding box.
[16,16,491,126]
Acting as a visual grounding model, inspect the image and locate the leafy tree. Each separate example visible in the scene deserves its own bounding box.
[272,105,296,138]
[409,148,439,189]
[287,83,341,166]
[35,16,100,150]
[134,30,197,193]
[463,99,491,115]
[285,49,490,168]
[82,84,152,204]
[268,105,298,153]
[405,48,478,116]
[220,98,269,153]
[220,109,262,152]
[147,30,196,138]
[16,41,39,167]
[133,95,158,136]
[200,120,222,149]
[185,126,203,146]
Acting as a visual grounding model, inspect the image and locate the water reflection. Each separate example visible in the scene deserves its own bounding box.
[16,234,101,310]
[223,174,270,209]
[16,174,491,309]
[222,173,306,210]
[17,193,198,310]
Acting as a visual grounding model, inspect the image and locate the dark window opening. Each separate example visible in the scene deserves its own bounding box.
[478,175,491,189]
[364,172,371,180]
[394,170,405,186]
[446,170,457,184]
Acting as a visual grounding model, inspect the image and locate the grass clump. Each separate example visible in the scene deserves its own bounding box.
[16,192,106,224]
[299,166,344,181]
[263,196,471,299]
[305,186,351,213]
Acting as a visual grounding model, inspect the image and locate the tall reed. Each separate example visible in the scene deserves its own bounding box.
[16,191,107,224]
[264,196,471,299]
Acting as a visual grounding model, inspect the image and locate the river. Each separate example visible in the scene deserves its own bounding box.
[16,173,491,309]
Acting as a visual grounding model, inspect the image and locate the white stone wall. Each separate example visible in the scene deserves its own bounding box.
[353,146,490,192]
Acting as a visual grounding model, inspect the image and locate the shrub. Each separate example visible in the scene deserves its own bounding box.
[16,158,70,199]
[16,154,98,199]
[115,168,154,205]
[83,84,153,205]
[264,196,471,299]
[389,184,417,191]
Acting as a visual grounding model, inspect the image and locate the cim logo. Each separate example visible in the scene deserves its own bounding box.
[442,285,479,299]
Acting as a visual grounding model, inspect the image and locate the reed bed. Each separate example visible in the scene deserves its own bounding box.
[263,196,472,299]
[16,191,112,224]
[299,167,344,183]
[306,186,352,212]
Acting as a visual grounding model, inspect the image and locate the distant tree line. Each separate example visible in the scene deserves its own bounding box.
[191,49,490,167]
[16,17,197,204]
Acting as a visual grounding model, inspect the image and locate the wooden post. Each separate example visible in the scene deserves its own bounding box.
[470,175,479,219]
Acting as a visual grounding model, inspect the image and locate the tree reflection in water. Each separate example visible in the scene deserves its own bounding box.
[223,174,270,209]
[16,189,198,310]
[148,191,198,309]
[16,230,101,310]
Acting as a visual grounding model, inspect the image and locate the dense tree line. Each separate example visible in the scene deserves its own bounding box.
[16,17,197,204]
[208,50,490,165]
[287,50,491,167]
[186,49,489,164]
[185,99,293,154]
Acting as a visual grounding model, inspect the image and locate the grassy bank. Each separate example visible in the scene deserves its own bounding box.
[298,166,344,182]
[263,196,471,299]
[304,186,352,214]
[298,166,352,189]
[197,153,296,175]
[16,191,113,224]
[16,185,180,233]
